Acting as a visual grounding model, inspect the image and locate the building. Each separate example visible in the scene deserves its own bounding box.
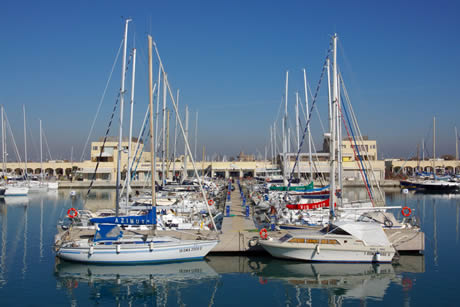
[1,135,386,185]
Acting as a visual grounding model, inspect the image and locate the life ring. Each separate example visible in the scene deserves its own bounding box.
[67,208,78,219]
[208,199,214,206]
[401,206,411,217]
[259,228,268,240]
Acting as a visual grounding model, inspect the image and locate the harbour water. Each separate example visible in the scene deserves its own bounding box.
[0,188,459,306]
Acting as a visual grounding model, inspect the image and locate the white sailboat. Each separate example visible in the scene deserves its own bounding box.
[55,22,218,264]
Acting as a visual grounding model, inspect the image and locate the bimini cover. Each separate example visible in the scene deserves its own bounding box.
[333,221,390,246]
[94,224,123,242]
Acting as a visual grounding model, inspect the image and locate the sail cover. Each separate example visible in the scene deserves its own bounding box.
[94,224,123,242]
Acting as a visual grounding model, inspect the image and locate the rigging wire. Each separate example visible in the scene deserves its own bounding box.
[79,39,124,162]
[284,44,332,199]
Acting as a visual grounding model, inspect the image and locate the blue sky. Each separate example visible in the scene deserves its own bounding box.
[1,0,459,161]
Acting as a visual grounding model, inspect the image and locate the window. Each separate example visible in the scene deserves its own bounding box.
[92,146,98,150]
[289,238,306,243]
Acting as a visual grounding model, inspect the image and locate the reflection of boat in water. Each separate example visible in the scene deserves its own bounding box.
[54,259,220,305]
[55,259,219,285]
[258,260,398,301]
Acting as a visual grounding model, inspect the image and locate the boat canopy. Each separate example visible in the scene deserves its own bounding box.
[331,221,391,246]
[94,224,123,242]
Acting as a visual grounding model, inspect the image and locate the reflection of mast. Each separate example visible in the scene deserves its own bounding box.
[22,204,28,279]
[433,200,438,266]
[0,204,6,286]
[456,202,459,243]
[40,199,43,260]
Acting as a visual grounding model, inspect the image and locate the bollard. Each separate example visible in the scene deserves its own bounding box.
[242,197,246,207]
[227,193,231,201]
[226,205,231,217]
[245,205,250,218]
[270,215,276,231]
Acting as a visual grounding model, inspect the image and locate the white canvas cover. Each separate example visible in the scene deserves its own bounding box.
[333,221,391,246]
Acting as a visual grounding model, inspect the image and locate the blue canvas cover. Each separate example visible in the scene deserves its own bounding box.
[94,224,123,242]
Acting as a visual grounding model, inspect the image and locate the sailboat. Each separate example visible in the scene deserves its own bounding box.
[1,106,28,196]
[55,22,218,264]
[415,117,460,193]
[259,34,396,263]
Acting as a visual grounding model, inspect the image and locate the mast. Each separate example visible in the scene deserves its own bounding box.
[422,138,425,161]
[40,120,43,181]
[166,109,170,180]
[194,111,198,160]
[148,34,157,231]
[183,105,189,182]
[337,71,343,205]
[456,126,459,161]
[283,71,288,185]
[126,47,136,207]
[115,18,130,217]
[295,92,300,179]
[303,69,313,182]
[153,65,161,187]
[1,106,5,177]
[329,33,338,219]
[270,125,274,164]
[23,105,27,178]
[172,90,179,181]
[161,72,167,186]
[433,116,436,178]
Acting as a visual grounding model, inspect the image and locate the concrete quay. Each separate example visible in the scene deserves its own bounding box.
[211,183,263,253]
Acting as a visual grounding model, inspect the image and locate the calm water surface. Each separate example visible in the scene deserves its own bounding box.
[0,188,459,306]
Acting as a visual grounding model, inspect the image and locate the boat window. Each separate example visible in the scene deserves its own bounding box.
[306,239,319,244]
[279,234,293,242]
[288,238,306,243]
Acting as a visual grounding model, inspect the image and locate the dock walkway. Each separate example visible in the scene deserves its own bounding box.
[212,183,262,253]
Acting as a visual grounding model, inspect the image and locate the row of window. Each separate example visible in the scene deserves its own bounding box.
[288,238,339,244]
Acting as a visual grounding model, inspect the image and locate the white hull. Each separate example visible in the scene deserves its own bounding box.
[47,182,59,190]
[56,239,218,264]
[260,240,394,263]
[5,186,29,196]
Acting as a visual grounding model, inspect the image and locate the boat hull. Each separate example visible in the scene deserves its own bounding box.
[260,240,394,263]
[56,240,219,264]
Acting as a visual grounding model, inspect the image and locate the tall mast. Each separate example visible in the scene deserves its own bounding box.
[433,116,436,178]
[303,69,313,182]
[283,71,289,185]
[274,121,277,163]
[1,106,5,176]
[115,18,130,217]
[329,33,338,219]
[148,34,157,231]
[39,119,43,181]
[194,111,198,160]
[337,71,343,206]
[161,72,167,186]
[23,105,27,178]
[456,126,459,161]
[270,125,274,164]
[166,109,170,180]
[172,90,179,181]
[295,92,300,179]
[183,105,189,182]
[422,138,425,161]
[126,47,136,208]
[153,65,161,187]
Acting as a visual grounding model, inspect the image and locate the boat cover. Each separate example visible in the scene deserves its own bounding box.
[333,221,390,247]
[94,224,123,242]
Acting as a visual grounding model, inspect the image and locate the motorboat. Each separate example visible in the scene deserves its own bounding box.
[259,221,395,263]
